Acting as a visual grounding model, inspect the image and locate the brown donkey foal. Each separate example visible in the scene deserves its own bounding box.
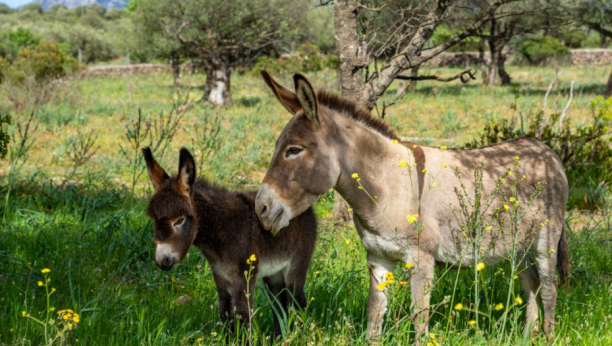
[142,147,317,336]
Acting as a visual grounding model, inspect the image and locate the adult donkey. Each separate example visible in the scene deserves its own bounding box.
[255,71,569,342]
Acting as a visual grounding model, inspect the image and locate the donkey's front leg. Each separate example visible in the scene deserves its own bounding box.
[366,252,397,343]
[410,253,435,343]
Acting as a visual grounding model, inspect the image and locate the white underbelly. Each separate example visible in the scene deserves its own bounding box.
[257,258,290,278]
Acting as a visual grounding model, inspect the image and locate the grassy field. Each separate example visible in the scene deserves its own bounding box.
[1,65,612,345]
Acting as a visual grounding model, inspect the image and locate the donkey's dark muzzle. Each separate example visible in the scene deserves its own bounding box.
[156,256,175,271]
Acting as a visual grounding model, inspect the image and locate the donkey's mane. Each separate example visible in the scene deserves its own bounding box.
[317,90,400,141]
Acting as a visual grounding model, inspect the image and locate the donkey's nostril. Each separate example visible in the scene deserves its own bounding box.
[261,204,268,217]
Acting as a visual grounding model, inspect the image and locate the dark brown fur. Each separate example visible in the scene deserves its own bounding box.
[143,147,317,337]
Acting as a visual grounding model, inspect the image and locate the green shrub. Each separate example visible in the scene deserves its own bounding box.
[520,36,570,65]
[563,32,587,49]
[0,113,10,159]
[464,94,612,211]
[0,27,42,62]
[250,43,338,76]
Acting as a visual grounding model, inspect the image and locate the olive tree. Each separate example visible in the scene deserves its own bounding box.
[133,0,307,106]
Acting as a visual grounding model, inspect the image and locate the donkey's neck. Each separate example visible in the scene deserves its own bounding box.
[329,112,418,232]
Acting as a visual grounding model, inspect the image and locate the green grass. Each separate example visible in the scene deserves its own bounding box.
[1,65,612,345]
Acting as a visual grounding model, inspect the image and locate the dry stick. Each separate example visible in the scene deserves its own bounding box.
[559,81,575,131]
[543,70,563,112]
[395,68,476,84]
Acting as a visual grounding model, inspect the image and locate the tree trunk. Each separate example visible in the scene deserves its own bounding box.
[605,69,612,98]
[497,48,511,85]
[395,67,419,97]
[171,55,181,86]
[479,35,488,85]
[203,60,230,106]
[334,0,367,103]
[460,41,470,69]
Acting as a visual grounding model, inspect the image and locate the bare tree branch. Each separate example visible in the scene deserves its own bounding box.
[395,68,476,83]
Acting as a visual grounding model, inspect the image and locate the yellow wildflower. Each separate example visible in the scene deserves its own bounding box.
[443,164,448,168]
[500,178,505,183]
[377,282,387,290]
[328,188,333,192]
[38,281,43,286]
[384,272,394,280]
[412,163,417,167]
[515,156,519,161]
[400,281,407,285]
[509,197,515,202]
[515,297,523,305]
[248,254,257,263]
[392,139,399,144]
[522,175,526,179]
[485,226,492,231]
[406,262,413,268]
[476,262,485,271]
[63,315,70,320]
[422,169,428,173]
[454,303,463,311]
[503,204,509,211]
[440,146,447,150]
[468,320,476,326]
[22,311,26,317]
[347,208,352,212]
[545,219,549,224]
[412,145,417,149]
[398,160,408,167]
[431,182,437,188]
[406,214,418,224]
[211,332,218,337]
[351,173,359,179]
[494,303,504,311]
[41,268,51,274]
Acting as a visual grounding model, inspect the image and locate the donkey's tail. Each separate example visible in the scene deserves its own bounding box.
[557,225,570,289]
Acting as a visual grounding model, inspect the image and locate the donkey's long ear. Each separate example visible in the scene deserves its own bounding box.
[293,73,319,128]
[261,70,302,115]
[143,147,169,191]
[177,148,196,198]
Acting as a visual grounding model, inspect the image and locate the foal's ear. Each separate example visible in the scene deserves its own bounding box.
[177,148,196,198]
[142,147,169,191]
[260,70,302,115]
[293,73,319,128]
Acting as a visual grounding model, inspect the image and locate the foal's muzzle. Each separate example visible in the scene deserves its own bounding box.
[156,256,175,271]
[155,243,177,271]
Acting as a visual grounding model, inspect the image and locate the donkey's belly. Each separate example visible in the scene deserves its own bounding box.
[257,257,291,278]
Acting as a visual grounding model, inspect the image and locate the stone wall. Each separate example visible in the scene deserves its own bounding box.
[570,49,612,66]
[82,64,171,77]
[421,49,612,68]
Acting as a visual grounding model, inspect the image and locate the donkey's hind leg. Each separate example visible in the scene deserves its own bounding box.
[535,234,560,339]
[518,253,541,336]
[264,272,287,337]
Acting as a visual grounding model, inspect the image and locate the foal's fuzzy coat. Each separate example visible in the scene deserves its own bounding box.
[143,147,317,336]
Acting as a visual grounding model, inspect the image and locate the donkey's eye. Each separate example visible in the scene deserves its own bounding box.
[173,217,186,227]
[285,147,303,158]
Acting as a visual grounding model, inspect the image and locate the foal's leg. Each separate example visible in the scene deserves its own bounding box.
[517,253,541,336]
[263,272,287,337]
[212,272,233,324]
[409,252,435,343]
[366,252,397,343]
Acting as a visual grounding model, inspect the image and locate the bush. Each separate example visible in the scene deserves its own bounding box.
[0,27,42,62]
[6,40,68,83]
[250,43,338,76]
[520,36,570,65]
[464,93,612,211]
[563,32,587,49]
[0,113,10,159]
[36,23,116,63]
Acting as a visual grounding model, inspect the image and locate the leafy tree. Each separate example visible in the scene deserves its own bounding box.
[574,0,612,96]
[132,0,308,106]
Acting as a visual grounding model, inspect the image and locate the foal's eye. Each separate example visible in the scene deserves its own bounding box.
[285,147,303,158]
[173,217,186,227]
